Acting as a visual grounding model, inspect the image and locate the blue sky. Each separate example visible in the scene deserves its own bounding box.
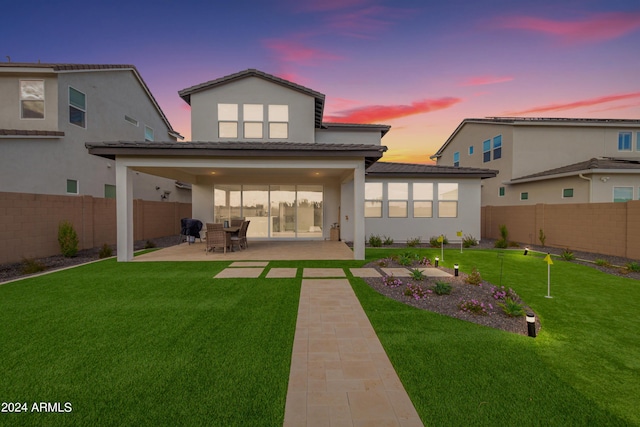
[3,0,639,162]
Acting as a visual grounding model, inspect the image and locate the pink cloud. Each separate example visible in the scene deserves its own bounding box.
[495,12,640,43]
[459,75,514,86]
[263,39,342,66]
[324,97,462,123]
[504,91,640,115]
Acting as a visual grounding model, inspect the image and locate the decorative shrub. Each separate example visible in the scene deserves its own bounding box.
[625,261,640,272]
[404,283,432,300]
[368,234,382,247]
[418,257,431,266]
[465,267,482,285]
[490,285,520,301]
[382,274,403,288]
[595,259,612,268]
[99,243,113,259]
[429,235,449,247]
[539,229,546,247]
[458,299,492,316]
[462,234,478,248]
[497,297,525,317]
[57,220,79,258]
[494,239,508,249]
[377,258,390,267]
[21,258,46,275]
[561,248,575,261]
[406,237,421,247]
[382,235,394,245]
[397,251,418,266]
[409,268,425,281]
[494,224,509,248]
[433,281,452,295]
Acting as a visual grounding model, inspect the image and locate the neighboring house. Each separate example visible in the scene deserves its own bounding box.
[431,117,640,206]
[87,69,496,260]
[0,63,190,202]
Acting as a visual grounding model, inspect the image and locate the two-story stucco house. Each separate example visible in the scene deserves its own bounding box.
[0,63,190,202]
[87,69,496,261]
[431,117,640,206]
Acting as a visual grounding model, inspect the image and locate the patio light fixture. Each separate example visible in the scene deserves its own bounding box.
[526,312,536,338]
[524,247,529,256]
[454,264,459,276]
[435,256,439,267]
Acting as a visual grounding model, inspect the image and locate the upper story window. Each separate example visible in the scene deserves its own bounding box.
[69,87,86,128]
[269,105,288,139]
[438,183,458,218]
[493,135,502,160]
[243,104,263,139]
[20,80,45,119]
[125,115,138,126]
[364,182,383,218]
[218,103,238,138]
[144,126,154,141]
[482,139,491,162]
[453,152,460,167]
[468,146,474,155]
[637,133,640,151]
[618,132,632,151]
[388,183,408,218]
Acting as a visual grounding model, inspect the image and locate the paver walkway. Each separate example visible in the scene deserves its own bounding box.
[283,278,424,427]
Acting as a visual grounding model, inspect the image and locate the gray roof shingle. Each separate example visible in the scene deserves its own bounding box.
[366,162,498,178]
[0,129,64,137]
[511,157,640,182]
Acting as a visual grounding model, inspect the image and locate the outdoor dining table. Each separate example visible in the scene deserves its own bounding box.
[223,226,241,251]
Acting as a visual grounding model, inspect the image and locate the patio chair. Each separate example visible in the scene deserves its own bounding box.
[230,219,245,227]
[205,223,230,254]
[230,220,250,250]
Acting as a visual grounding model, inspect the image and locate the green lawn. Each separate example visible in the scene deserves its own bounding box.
[1,249,639,426]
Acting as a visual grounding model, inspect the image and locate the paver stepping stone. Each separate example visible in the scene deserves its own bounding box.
[380,268,411,277]
[266,268,298,278]
[349,268,382,278]
[303,268,346,278]
[214,268,264,278]
[229,261,269,267]
[418,268,452,277]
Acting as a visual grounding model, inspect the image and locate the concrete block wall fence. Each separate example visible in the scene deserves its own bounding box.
[0,192,191,264]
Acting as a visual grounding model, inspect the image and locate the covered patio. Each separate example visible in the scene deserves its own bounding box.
[133,239,355,262]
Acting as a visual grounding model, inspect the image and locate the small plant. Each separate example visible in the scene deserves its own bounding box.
[595,259,612,268]
[409,268,426,281]
[21,258,46,275]
[406,237,422,247]
[465,267,482,285]
[382,235,394,246]
[144,240,157,249]
[539,229,546,247]
[433,281,452,295]
[561,248,575,261]
[462,234,478,248]
[625,261,640,272]
[497,297,525,317]
[397,251,418,266]
[494,239,508,249]
[57,220,79,258]
[99,243,113,259]
[458,299,492,316]
[382,274,403,288]
[377,258,391,268]
[368,234,382,247]
[404,283,432,300]
[418,257,431,266]
[494,224,509,248]
[429,235,449,247]
[490,285,520,302]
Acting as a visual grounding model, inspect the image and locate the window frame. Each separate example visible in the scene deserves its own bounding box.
[520,192,529,201]
[218,103,238,139]
[618,132,632,151]
[104,184,116,199]
[437,183,458,218]
[493,135,502,160]
[66,179,79,195]
[364,182,383,218]
[268,104,288,139]
[124,115,138,126]
[453,151,460,167]
[243,104,264,138]
[468,146,474,155]
[562,188,574,198]
[613,186,633,203]
[482,139,491,162]
[20,79,45,120]
[68,86,86,128]
[144,126,154,142]
[499,187,505,197]
[412,182,433,218]
[387,182,408,218]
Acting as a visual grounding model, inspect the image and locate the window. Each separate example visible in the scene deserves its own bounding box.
[438,183,458,218]
[104,184,116,199]
[618,132,632,151]
[493,135,502,160]
[218,103,238,138]
[125,115,138,126]
[144,126,154,141]
[243,104,263,138]
[453,152,460,167]
[613,187,633,202]
[483,140,491,162]
[520,192,529,201]
[563,188,574,198]
[20,80,44,119]
[269,104,288,138]
[365,182,383,218]
[499,187,505,197]
[67,179,78,194]
[388,183,408,217]
[413,183,433,218]
[468,146,474,155]
[69,87,86,128]
[637,133,640,151]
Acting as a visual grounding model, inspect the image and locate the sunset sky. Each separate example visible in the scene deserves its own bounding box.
[3,0,639,163]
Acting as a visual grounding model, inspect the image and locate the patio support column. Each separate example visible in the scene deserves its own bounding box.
[115,162,134,261]
[353,163,365,260]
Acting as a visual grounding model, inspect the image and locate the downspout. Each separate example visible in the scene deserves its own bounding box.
[578,174,592,202]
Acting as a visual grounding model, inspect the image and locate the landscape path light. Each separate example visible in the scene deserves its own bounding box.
[524,247,529,256]
[435,256,439,267]
[526,312,536,338]
[454,264,459,276]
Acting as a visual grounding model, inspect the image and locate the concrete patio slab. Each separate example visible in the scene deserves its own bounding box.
[303,268,347,278]
[349,268,382,278]
[418,268,453,277]
[266,268,298,278]
[380,268,411,277]
[229,261,269,267]
[213,268,264,278]
[283,278,423,426]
